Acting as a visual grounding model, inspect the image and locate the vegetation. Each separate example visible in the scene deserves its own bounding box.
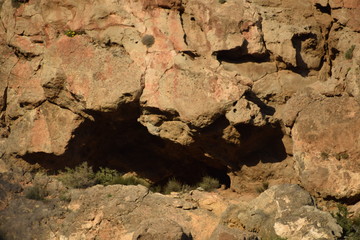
[95,167,120,185]
[112,175,150,187]
[163,178,184,194]
[57,163,220,195]
[345,45,356,60]
[160,176,220,194]
[58,162,150,189]
[335,152,349,161]
[58,162,96,188]
[25,184,48,200]
[65,30,76,38]
[59,191,71,203]
[321,152,329,160]
[219,0,227,4]
[256,182,269,193]
[141,34,155,48]
[333,204,360,239]
[198,176,220,191]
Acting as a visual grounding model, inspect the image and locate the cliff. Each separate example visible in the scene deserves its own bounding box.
[0,0,359,239]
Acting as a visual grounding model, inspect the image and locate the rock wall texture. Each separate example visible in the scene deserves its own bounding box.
[0,0,360,201]
[0,183,342,240]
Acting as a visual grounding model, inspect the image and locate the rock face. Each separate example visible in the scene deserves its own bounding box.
[0,0,360,215]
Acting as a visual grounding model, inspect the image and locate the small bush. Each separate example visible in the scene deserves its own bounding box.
[59,192,71,202]
[198,176,220,191]
[141,34,155,48]
[345,45,356,60]
[65,30,76,38]
[149,184,162,193]
[219,0,226,4]
[112,175,150,187]
[321,152,329,160]
[256,182,269,193]
[164,178,183,194]
[58,162,96,189]
[95,167,120,185]
[333,204,360,239]
[25,184,47,200]
[335,152,349,161]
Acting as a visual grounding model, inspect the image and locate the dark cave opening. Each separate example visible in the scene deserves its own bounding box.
[22,103,231,187]
[21,95,288,191]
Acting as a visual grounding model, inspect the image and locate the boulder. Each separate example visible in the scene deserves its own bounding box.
[236,184,342,239]
[292,97,360,199]
[133,218,191,240]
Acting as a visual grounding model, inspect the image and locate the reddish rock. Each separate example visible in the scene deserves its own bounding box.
[292,97,360,198]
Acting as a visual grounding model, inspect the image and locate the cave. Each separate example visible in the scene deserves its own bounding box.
[22,102,232,187]
[22,97,287,190]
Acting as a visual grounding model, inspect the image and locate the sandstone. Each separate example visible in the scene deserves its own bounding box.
[0,0,360,238]
[292,97,360,199]
[133,218,191,240]
[6,102,83,155]
[236,184,342,239]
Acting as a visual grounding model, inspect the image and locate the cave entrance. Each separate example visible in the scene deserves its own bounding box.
[22,103,230,188]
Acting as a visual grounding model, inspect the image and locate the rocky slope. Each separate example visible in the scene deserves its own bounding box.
[0,0,360,239]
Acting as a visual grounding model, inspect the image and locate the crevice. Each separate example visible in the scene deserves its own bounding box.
[244,91,276,116]
[7,44,40,61]
[180,51,200,59]
[324,194,360,205]
[179,10,188,46]
[315,4,331,15]
[213,40,270,64]
[290,32,318,76]
[1,87,8,112]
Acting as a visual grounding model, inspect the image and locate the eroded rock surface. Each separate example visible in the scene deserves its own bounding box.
[236,184,342,239]
[0,0,360,230]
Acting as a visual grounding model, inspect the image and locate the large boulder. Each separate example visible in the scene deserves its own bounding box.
[236,184,342,239]
[291,96,360,199]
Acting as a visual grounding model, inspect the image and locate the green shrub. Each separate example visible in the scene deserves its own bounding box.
[25,184,47,200]
[111,175,150,187]
[164,178,183,194]
[141,34,155,48]
[335,152,349,161]
[58,162,96,188]
[65,30,76,38]
[345,45,356,60]
[256,182,269,193]
[333,204,360,239]
[321,152,329,160]
[59,192,71,202]
[149,184,162,193]
[95,167,120,185]
[198,176,220,191]
[219,0,226,4]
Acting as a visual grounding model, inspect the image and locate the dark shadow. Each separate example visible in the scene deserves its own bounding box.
[11,0,28,8]
[291,33,318,76]
[315,3,331,15]
[22,102,231,186]
[324,194,360,206]
[244,91,276,116]
[213,40,270,64]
